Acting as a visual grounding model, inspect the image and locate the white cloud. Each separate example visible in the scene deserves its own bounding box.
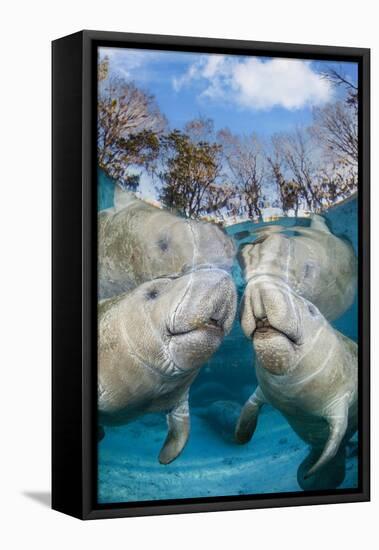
[172,58,207,91]
[99,47,157,80]
[233,58,332,109]
[173,55,333,110]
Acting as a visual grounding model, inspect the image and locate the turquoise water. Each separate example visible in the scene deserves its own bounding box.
[97,171,358,504]
[98,168,115,211]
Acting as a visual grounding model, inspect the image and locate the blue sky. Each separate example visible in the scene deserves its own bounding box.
[99,46,358,137]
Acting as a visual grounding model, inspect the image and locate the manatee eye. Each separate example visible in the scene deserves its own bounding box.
[308,304,317,316]
[157,237,169,252]
[303,263,314,279]
[146,288,159,300]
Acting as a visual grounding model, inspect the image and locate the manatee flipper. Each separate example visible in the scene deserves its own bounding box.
[297,446,346,491]
[310,214,330,233]
[305,396,349,478]
[159,392,190,465]
[235,386,266,444]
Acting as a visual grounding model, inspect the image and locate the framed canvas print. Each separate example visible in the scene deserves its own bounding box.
[52,30,370,519]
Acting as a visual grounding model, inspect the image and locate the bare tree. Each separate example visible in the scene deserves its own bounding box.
[312,65,358,169]
[319,65,358,112]
[316,164,357,207]
[266,153,301,216]
[312,101,358,168]
[271,128,323,212]
[97,66,167,186]
[98,55,110,82]
[218,129,265,220]
[184,117,215,143]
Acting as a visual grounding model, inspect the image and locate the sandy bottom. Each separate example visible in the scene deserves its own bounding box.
[98,404,358,504]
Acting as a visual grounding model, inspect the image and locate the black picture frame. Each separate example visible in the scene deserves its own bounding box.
[52,30,370,520]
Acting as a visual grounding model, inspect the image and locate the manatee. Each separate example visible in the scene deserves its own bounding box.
[236,280,357,489]
[98,189,236,298]
[98,267,237,464]
[238,215,357,321]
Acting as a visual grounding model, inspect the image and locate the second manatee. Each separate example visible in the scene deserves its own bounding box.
[98,189,236,298]
[238,214,357,322]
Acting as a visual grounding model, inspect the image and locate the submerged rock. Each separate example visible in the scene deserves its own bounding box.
[199,400,241,443]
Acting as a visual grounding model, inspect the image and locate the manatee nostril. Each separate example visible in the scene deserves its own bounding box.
[254,317,271,335]
[256,317,269,329]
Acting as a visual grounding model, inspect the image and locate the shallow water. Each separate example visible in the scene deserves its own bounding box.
[98,171,358,504]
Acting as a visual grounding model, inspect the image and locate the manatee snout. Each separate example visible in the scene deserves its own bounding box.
[170,269,237,335]
[167,269,237,368]
[240,277,302,345]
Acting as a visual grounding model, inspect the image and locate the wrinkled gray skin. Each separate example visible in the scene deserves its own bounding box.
[98,190,236,299]
[239,215,357,322]
[236,282,357,489]
[99,268,237,464]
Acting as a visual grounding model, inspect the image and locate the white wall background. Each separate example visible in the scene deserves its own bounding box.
[1,1,376,548]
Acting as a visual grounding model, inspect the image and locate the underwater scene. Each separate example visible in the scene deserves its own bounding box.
[97,171,358,503]
[96,48,359,504]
